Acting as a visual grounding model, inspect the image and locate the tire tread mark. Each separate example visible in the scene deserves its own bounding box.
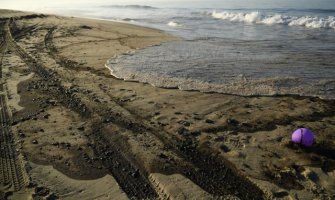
[5,19,159,199]
[0,20,28,192]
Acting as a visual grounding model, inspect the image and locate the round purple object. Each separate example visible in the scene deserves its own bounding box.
[291,128,315,147]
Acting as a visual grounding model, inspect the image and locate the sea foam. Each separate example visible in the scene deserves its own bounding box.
[210,11,335,29]
[167,21,182,27]
[105,40,335,100]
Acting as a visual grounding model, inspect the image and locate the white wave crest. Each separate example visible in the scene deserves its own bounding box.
[210,11,335,29]
[167,21,182,27]
[104,5,157,9]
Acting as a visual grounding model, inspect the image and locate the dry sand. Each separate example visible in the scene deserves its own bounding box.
[28,162,128,200]
[0,9,334,199]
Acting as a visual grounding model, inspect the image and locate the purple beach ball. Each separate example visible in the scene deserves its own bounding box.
[291,128,315,147]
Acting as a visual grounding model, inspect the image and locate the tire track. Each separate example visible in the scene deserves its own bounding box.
[45,28,111,78]
[5,20,91,118]
[0,74,27,192]
[0,20,8,79]
[0,19,28,193]
[41,20,265,199]
[10,22,42,41]
[5,19,159,199]
[96,106,265,199]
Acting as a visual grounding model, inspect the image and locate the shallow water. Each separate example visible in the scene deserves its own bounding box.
[44,4,335,99]
[102,7,335,99]
[107,39,335,98]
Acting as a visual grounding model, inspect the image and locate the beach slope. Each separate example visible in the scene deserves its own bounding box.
[0,9,334,199]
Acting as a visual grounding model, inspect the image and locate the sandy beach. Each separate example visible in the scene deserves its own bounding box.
[0,9,334,199]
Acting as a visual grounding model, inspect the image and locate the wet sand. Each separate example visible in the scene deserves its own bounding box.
[0,9,334,199]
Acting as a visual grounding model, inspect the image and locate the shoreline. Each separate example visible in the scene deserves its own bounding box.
[105,42,335,101]
[105,62,335,101]
[6,9,333,100]
[1,9,334,199]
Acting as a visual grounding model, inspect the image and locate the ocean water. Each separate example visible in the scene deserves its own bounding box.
[45,3,335,99]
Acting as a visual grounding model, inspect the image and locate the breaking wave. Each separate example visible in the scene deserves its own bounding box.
[167,21,182,27]
[210,11,335,29]
[103,5,158,9]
